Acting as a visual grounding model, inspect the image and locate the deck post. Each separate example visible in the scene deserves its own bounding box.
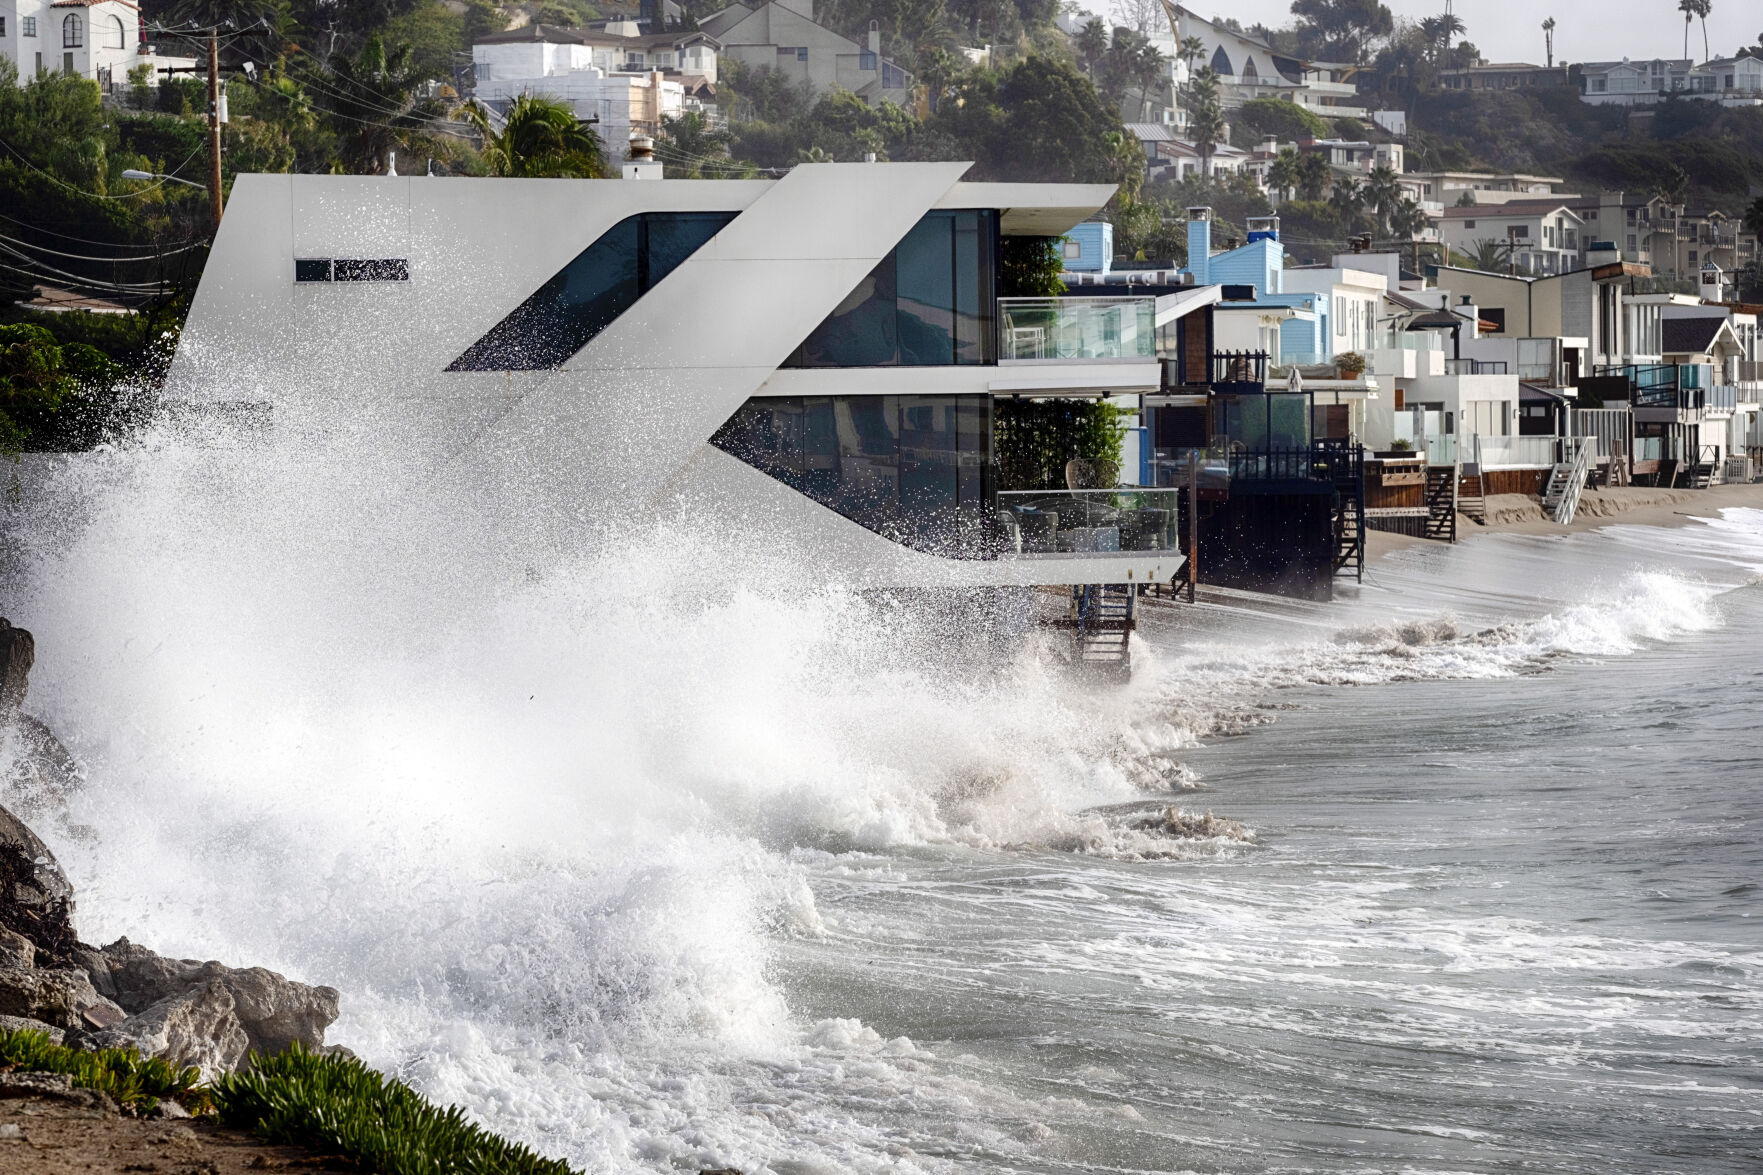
[1187,450,1199,603]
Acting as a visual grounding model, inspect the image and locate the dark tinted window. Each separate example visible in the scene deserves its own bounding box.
[449,212,734,371]
[786,210,996,368]
[711,394,993,556]
[334,259,410,282]
[294,259,332,283]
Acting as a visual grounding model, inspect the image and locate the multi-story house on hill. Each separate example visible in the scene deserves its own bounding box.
[2,0,139,87]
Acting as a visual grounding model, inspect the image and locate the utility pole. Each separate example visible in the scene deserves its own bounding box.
[207,29,223,232]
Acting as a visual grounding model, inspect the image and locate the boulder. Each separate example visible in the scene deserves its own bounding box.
[0,966,124,1032]
[0,620,31,717]
[0,1013,65,1044]
[0,926,34,970]
[85,981,252,1078]
[0,801,78,961]
[80,938,340,1065]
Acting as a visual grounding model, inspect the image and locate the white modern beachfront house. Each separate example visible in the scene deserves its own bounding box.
[170,164,1183,591]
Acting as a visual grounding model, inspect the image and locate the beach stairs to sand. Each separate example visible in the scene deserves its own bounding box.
[1543,438,1593,524]
[1069,583,1134,679]
[1684,445,1725,490]
[1458,465,1487,525]
[1424,465,1458,542]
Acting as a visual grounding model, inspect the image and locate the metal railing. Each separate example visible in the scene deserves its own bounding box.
[995,488,1181,554]
[1445,358,1508,375]
[998,297,1156,362]
[1707,385,1737,413]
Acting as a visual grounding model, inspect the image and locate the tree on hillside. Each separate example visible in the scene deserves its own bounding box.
[1542,17,1556,68]
[320,35,448,173]
[1296,150,1330,199]
[1100,26,1168,120]
[658,112,733,177]
[933,56,1127,183]
[464,94,608,177]
[1187,65,1224,176]
[1363,162,1401,231]
[1743,195,1763,243]
[1676,0,1711,61]
[1076,17,1108,78]
[1388,197,1429,241]
[1268,147,1300,202]
[1290,0,1394,64]
[1466,237,1512,273]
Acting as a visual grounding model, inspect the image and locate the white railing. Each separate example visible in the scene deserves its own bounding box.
[1553,437,1593,524]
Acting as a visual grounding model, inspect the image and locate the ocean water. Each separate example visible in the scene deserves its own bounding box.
[3,433,1761,1174]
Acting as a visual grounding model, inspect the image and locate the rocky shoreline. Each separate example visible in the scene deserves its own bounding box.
[0,618,341,1082]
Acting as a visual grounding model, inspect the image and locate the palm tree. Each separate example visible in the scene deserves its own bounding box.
[1364,163,1403,232]
[463,94,609,178]
[1542,17,1556,68]
[1691,0,1711,60]
[1438,11,1466,57]
[1076,18,1108,80]
[1330,174,1364,221]
[1105,130,1146,205]
[1389,198,1429,240]
[1267,147,1301,203]
[1296,151,1330,200]
[322,36,448,175]
[1187,66,1225,177]
[1678,0,1697,59]
[1467,237,1512,272]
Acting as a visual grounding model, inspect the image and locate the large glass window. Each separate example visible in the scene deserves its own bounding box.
[786,210,997,368]
[449,211,734,371]
[711,394,992,555]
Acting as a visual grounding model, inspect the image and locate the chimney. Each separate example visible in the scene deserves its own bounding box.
[868,20,881,56]
[1187,206,1212,285]
[623,133,663,179]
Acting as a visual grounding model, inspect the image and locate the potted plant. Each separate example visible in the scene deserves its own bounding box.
[1335,351,1366,377]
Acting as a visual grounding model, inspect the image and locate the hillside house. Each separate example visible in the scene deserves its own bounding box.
[471,24,719,151]
[1,0,138,87]
[697,0,910,107]
[1439,62,1570,92]
[1435,201,1586,276]
[1579,58,1693,104]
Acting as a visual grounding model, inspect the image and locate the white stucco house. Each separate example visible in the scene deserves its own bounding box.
[1435,201,1586,276]
[472,23,721,155]
[1,0,137,86]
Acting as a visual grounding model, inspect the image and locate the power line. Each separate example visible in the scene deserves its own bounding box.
[0,232,208,263]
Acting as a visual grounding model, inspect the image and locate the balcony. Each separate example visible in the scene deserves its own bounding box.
[996,488,1180,554]
[1445,358,1509,375]
[998,297,1155,363]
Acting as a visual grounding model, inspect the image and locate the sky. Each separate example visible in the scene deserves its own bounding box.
[1079,1,1761,68]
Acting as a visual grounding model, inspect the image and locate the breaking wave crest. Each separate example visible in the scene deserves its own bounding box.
[0,422,1743,1171]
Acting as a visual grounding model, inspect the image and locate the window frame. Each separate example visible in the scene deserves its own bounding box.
[63,13,83,49]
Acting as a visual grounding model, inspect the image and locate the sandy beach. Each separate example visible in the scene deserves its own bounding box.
[1363,483,1763,564]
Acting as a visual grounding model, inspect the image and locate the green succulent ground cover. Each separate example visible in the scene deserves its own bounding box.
[0,1029,576,1174]
[0,1027,207,1113]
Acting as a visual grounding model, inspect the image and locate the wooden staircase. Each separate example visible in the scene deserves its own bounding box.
[1424,464,1458,541]
[1327,440,1365,581]
[1068,584,1135,679]
[1683,444,1724,489]
[1458,467,1487,525]
[1541,438,1593,524]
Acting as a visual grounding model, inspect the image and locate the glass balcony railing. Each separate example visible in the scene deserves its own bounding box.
[998,297,1156,362]
[996,488,1180,554]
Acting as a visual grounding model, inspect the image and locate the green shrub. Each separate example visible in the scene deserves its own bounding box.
[212,1044,578,1175]
[0,1027,206,1113]
[1233,96,1328,142]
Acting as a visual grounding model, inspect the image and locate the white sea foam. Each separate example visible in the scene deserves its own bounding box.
[2,423,1758,1172]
